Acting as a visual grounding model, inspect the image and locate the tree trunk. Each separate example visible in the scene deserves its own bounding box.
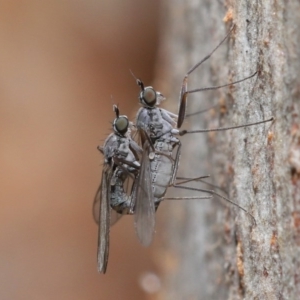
[155,1,300,299]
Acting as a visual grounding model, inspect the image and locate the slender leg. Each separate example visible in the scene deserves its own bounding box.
[170,142,182,185]
[172,183,256,226]
[178,71,258,128]
[175,176,229,196]
[177,24,236,128]
[179,117,274,136]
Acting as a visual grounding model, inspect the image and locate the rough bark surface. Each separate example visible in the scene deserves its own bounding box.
[154,1,300,299]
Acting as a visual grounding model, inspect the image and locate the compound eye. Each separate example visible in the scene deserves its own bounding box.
[115,117,129,134]
[143,88,156,106]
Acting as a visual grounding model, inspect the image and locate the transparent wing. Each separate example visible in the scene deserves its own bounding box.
[93,178,123,227]
[92,185,102,225]
[94,166,111,274]
[110,210,123,226]
[134,139,155,246]
[109,170,135,226]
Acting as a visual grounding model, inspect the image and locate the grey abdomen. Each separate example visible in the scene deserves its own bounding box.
[151,141,173,199]
[110,170,131,213]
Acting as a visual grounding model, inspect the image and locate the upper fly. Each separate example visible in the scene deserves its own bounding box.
[131,24,274,231]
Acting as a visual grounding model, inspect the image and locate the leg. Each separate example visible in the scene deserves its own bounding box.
[179,117,274,136]
[172,182,256,226]
[170,141,182,186]
[175,175,229,196]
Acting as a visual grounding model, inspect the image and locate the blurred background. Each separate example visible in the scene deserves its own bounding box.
[0,1,163,299]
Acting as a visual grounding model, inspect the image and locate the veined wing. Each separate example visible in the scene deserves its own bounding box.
[93,175,123,227]
[94,166,111,273]
[134,138,155,247]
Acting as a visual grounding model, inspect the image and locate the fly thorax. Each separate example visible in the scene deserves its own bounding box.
[147,108,164,135]
[118,137,130,150]
[115,149,128,158]
[115,137,130,158]
[147,108,176,143]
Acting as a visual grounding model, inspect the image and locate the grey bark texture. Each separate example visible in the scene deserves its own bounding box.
[154,1,300,299]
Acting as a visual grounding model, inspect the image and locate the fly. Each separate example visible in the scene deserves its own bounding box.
[93,105,143,273]
[133,24,274,228]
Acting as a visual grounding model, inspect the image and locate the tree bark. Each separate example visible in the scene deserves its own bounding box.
[155,1,300,299]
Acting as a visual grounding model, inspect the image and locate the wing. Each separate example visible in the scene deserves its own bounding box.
[134,138,155,247]
[93,185,122,227]
[109,169,134,225]
[95,166,112,274]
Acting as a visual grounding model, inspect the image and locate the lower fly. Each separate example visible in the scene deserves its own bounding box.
[93,105,143,273]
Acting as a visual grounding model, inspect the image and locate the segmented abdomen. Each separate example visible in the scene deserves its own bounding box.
[150,141,173,199]
[110,169,131,213]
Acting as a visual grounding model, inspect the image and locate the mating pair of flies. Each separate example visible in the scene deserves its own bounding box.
[93,25,274,273]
